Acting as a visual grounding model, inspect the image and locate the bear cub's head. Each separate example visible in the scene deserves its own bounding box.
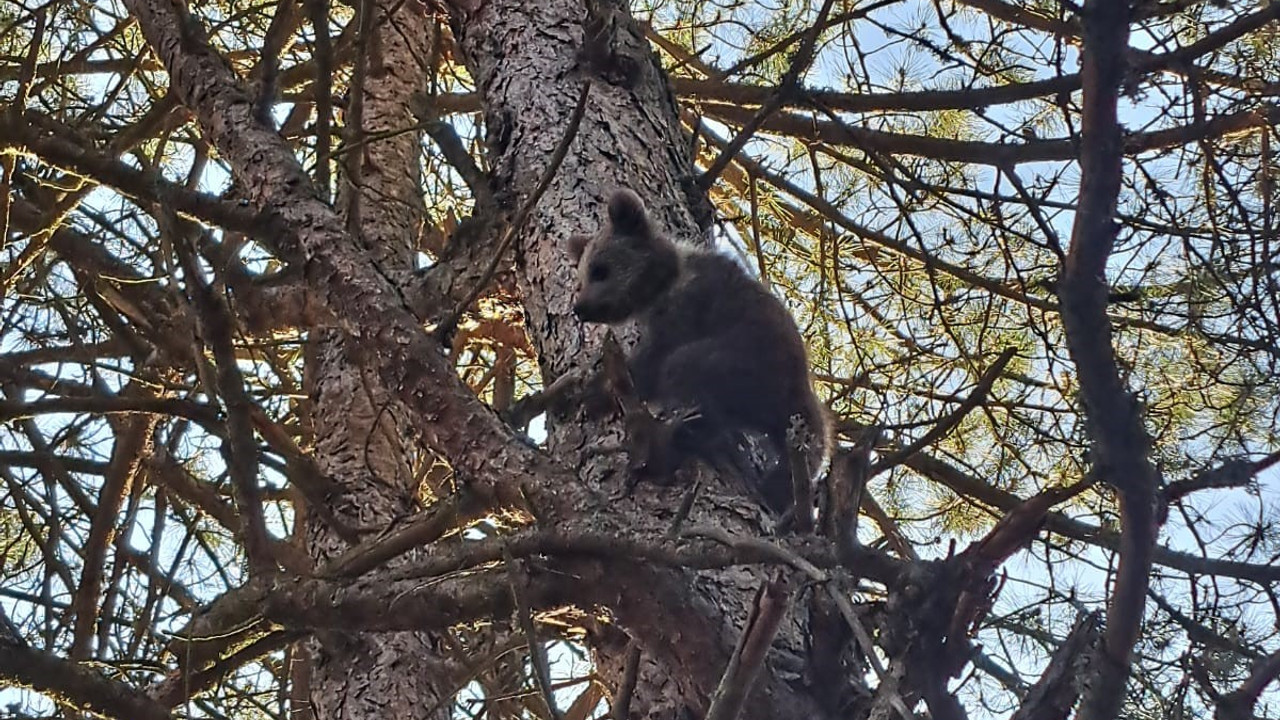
[566,189,680,324]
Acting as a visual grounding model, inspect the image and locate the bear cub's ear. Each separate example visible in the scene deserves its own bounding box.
[566,234,592,263]
[607,189,649,234]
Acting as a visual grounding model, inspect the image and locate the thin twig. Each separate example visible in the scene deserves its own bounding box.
[324,489,486,577]
[706,5,887,82]
[999,162,1064,258]
[435,81,591,339]
[870,347,1016,477]
[416,103,495,212]
[684,525,828,582]
[503,367,589,431]
[170,219,275,574]
[505,550,562,720]
[149,630,300,707]
[697,0,837,189]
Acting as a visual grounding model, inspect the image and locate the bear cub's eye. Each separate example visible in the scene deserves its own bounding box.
[588,263,610,282]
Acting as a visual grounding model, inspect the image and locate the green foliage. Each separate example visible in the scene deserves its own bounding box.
[3,0,1280,717]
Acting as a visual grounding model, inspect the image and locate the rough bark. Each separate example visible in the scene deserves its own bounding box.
[444,1,822,717]
[116,0,890,717]
[302,2,457,718]
[6,0,1280,717]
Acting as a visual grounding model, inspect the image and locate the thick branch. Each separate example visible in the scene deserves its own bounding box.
[120,0,580,518]
[1057,3,1159,719]
[0,637,173,720]
[1010,613,1103,720]
[1216,648,1280,720]
[700,101,1280,166]
[704,577,793,720]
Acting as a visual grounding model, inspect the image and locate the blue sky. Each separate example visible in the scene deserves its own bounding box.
[3,0,1279,717]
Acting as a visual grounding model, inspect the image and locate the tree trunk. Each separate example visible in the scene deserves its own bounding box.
[114,0,884,717]
[304,2,457,718]
[445,2,824,717]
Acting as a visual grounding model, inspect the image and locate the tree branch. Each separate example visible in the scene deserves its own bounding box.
[699,101,1280,166]
[870,347,1016,477]
[1056,2,1159,719]
[704,576,792,720]
[120,0,581,519]
[1164,450,1280,503]
[171,219,276,573]
[1010,613,1103,720]
[0,111,270,237]
[0,636,173,720]
[434,80,590,339]
[69,407,155,660]
[1216,647,1280,720]
[698,0,837,189]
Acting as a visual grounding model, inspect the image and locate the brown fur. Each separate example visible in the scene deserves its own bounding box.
[567,189,830,512]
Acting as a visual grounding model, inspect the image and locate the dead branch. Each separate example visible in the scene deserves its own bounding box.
[704,575,793,720]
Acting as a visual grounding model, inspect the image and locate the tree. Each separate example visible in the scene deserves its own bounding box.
[1,0,1279,718]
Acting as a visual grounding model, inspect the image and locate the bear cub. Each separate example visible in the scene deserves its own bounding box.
[566,188,829,513]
